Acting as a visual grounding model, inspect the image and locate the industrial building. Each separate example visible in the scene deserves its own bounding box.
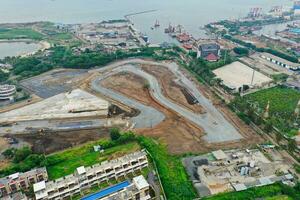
[260,53,300,71]
[197,43,220,61]
[183,149,295,198]
[81,175,150,200]
[0,84,16,100]
[33,151,148,200]
[0,167,48,198]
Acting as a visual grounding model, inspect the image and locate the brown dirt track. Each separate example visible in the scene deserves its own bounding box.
[101,69,263,154]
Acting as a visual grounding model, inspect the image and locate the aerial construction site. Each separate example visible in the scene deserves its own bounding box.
[0,59,261,154]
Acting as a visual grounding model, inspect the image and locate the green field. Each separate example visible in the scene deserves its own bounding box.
[0,28,43,40]
[246,87,300,118]
[236,86,300,134]
[138,136,197,200]
[204,183,300,200]
[46,141,140,180]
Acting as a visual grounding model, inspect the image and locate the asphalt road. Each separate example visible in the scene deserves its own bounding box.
[91,59,242,143]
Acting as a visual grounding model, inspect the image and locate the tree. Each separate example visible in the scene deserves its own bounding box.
[287,139,297,152]
[13,146,32,163]
[233,47,249,56]
[2,148,16,159]
[264,120,273,133]
[275,131,283,143]
[110,128,121,141]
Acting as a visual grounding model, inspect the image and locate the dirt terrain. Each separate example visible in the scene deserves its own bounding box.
[141,64,204,114]
[101,71,263,154]
[9,128,110,154]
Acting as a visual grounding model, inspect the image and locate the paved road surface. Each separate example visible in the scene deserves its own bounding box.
[92,73,165,128]
[91,59,242,143]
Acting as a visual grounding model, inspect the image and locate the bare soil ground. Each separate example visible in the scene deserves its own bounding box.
[141,64,204,114]
[0,94,41,114]
[0,137,9,153]
[10,129,110,154]
[101,71,263,154]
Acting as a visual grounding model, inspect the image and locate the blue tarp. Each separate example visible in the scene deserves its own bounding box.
[81,181,130,200]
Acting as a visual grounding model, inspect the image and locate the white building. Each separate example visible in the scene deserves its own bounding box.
[0,85,16,100]
[34,151,148,200]
[260,53,300,71]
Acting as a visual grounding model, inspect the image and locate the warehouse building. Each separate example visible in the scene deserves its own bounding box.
[260,53,300,71]
[34,151,148,200]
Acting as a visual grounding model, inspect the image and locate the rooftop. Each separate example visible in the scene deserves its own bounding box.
[199,43,220,51]
[81,181,130,200]
[261,52,300,67]
[0,167,47,186]
[133,175,149,190]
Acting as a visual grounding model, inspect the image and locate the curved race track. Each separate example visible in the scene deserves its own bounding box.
[91,59,242,143]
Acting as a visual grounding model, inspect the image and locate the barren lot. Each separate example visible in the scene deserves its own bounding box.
[141,64,204,114]
[101,72,206,153]
[20,69,89,98]
[101,71,262,154]
[213,61,272,90]
[9,129,110,154]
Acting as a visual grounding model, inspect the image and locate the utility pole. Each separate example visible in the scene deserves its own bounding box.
[251,68,255,86]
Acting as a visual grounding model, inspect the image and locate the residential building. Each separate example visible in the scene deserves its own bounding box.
[0,167,48,198]
[34,151,148,200]
[81,175,150,200]
[2,192,28,200]
[197,43,220,61]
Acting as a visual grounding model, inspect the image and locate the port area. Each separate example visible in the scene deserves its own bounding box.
[183,148,296,198]
[0,59,261,155]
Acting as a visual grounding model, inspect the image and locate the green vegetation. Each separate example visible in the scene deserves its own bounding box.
[0,28,43,40]
[138,136,197,200]
[187,50,235,85]
[47,141,140,179]
[272,73,289,83]
[233,47,249,56]
[0,70,9,83]
[109,127,121,141]
[232,86,300,134]
[224,35,299,63]
[0,132,139,179]
[0,147,45,177]
[4,46,172,80]
[204,183,300,200]
[294,164,300,174]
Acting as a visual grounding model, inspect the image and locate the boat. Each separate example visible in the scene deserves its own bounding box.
[154,20,160,28]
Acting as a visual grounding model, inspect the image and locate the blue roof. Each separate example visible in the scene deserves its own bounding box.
[81,181,130,200]
[290,28,300,35]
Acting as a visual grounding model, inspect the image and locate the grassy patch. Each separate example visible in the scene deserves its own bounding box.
[203,184,281,200]
[138,136,197,200]
[46,141,140,180]
[203,183,300,200]
[266,195,293,200]
[0,28,43,40]
[246,87,300,118]
[237,86,300,133]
